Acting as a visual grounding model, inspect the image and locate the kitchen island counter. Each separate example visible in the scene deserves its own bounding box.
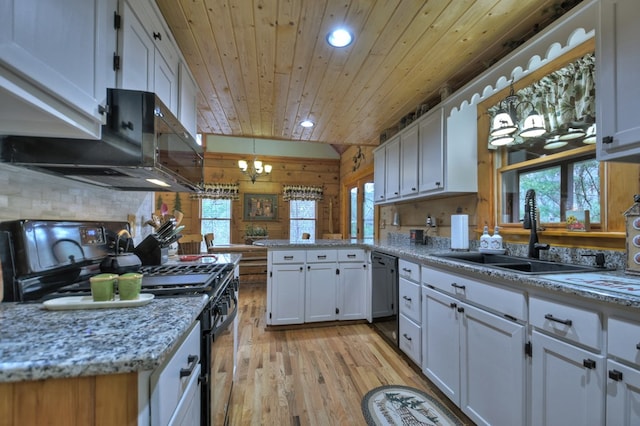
[0,295,208,383]
[256,239,640,309]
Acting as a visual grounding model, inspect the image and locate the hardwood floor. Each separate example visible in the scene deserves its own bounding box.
[228,281,474,425]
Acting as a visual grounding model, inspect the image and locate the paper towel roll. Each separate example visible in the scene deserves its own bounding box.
[451,214,469,250]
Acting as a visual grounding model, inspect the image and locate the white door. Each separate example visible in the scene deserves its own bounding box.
[305,263,337,322]
[531,330,605,426]
[459,302,526,426]
[268,263,305,325]
[606,359,640,426]
[338,262,367,320]
[422,287,460,403]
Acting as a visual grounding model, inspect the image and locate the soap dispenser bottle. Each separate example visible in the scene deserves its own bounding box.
[480,225,491,249]
[490,226,503,250]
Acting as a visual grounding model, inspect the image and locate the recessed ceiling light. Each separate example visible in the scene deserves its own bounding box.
[327,28,353,48]
[300,120,314,128]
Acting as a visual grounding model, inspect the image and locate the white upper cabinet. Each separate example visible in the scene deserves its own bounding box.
[118,0,178,114]
[0,0,117,139]
[179,63,198,139]
[373,146,386,203]
[384,136,401,201]
[373,103,476,205]
[418,107,444,194]
[400,123,419,197]
[597,0,640,162]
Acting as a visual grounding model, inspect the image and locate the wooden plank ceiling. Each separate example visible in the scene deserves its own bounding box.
[156,0,582,151]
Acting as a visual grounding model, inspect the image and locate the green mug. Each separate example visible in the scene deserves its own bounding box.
[118,273,143,300]
[89,273,117,302]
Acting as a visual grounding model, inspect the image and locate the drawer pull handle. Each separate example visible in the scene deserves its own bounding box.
[636,343,640,350]
[403,333,412,341]
[403,296,412,302]
[402,268,412,273]
[451,282,466,290]
[317,255,327,259]
[544,314,572,326]
[583,358,596,369]
[180,355,199,378]
[609,369,624,381]
[347,254,356,258]
[284,256,294,260]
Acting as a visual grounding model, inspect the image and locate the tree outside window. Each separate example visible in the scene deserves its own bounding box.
[201,199,231,244]
[290,200,316,240]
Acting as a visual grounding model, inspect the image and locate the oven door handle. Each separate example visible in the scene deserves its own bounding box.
[212,299,238,340]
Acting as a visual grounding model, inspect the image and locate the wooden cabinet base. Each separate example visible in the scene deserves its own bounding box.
[0,373,138,426]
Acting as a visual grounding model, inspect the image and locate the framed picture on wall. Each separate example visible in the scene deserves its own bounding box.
[243,193,278,221]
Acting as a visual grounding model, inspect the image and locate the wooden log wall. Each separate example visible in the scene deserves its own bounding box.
[155,152,340,244]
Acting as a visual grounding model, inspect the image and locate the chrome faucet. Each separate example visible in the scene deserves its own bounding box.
[523,189,550,259]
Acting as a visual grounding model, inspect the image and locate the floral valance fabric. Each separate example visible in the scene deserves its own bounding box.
[282,185,323,201]
[488,52,595,142]
[190,183,240,200]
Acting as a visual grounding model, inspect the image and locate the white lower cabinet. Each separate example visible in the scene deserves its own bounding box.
[305,261,338,323]
[531,330,605,426]
[606,359,640,426]
[268,261,305,325]
[422,286,526,426]
[267,248,369,325]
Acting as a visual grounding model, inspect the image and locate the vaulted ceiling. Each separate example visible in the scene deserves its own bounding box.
[156,0,582,151]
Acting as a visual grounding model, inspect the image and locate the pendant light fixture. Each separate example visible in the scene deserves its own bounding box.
[490,82,547,143]
[238,139,272,183]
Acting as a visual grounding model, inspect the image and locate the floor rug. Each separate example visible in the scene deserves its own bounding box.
[361,385,463,426]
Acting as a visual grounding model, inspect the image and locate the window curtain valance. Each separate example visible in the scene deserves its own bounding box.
[282,185,323,201]
[488,52,595,143]
[190,183,240,200]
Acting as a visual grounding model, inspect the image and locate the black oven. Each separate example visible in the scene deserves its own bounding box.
[200,269,238,426]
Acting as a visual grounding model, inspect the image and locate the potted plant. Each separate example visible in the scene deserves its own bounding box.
[244,224,268,245]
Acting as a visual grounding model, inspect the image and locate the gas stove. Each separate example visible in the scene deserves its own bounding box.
[0,219,234,302]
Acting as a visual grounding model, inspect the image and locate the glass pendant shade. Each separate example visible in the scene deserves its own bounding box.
[559,128,586,141]
[519,111,546,138]
[490,134,515,146]
[544,137,568,150]
[582,124,597,144]
[491,110,517,136]
[264,164,273,173]
[238,159,248,171]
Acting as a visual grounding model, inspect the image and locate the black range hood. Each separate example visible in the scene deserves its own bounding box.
[0,89,203,192]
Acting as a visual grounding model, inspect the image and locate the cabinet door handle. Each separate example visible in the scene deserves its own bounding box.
[299,266,303,271]
[544,314,572,327]
[403,296,412,302]
[457,306,464,313]
[403,333,412,341]
[449,302,457,309]
[636,342,640,350]
[583,358,596,369]
[451,282,466,290]
[153,31,162,40]
[411,187,416,191]
[180,355,199,378]
[603,135,613,144]
[609,369,623,381]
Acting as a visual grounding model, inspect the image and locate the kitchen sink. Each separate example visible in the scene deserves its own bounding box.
[433,252,605,275]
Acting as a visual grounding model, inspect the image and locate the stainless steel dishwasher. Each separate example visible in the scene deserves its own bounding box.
[371,251,398,346]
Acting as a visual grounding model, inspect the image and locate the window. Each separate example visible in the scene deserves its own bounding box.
[201,199,231,244]
[290,200,316,239]
[349,180,374,239]
[500,150,600,226]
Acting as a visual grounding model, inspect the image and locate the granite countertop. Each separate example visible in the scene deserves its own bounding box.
[0,295,209,383]
[256,239,640,309]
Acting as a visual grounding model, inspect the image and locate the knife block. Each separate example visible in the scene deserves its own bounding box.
[134,235,169,265]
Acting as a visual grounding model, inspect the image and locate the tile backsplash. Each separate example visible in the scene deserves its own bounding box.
[0,164,153,242]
